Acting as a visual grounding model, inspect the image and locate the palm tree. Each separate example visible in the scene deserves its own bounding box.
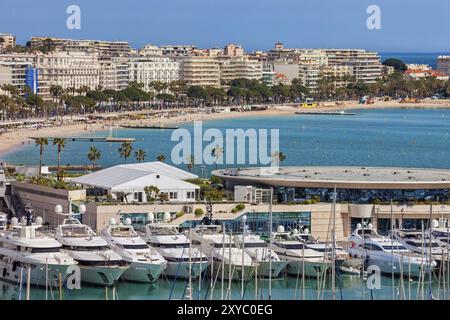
[53,138,66,180]
[211,145,224,170]
[118,142,133,163]
[186,154,195,173]
[272,151,286,166]
[156,154,166,162]
[87,146,101,171]
[135,149,147,163]
[35,137,48,175]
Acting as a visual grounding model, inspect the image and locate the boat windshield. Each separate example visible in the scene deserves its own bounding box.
[212,243,236,248]
[122,244,149,250]
[381,245,408,251]
[283,243,305,250]
[243,242,267,248]
[63,245,109,251]
[152,243,190,249]
[110,227,137,237]
[406,241,441,248]
[61,225,92,237]
[30,247,61,253]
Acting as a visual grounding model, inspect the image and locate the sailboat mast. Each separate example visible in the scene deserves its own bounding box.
[331,185,337,300]
[268,187,273,300]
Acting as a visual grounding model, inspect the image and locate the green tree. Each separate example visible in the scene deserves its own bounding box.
[53,138,66,180]
[35,137,48,175]
[156,154,166,162]
[118,142,133,163]
[144,185,160,202]
[383,58,407,73]
[87,146,101,171]
[135,149,147,163]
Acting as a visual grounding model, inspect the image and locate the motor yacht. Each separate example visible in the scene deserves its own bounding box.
[392,229,449,268]
[234,232,287,278]
[55,216,128,286]
[144,222,208,279]
[0,216,77,286]
[270,226,331,278]
[347,224,436,277]
[291,227,349,267]
[101,218,166,283]
[188,224,256,281]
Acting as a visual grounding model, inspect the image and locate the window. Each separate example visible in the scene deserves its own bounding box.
[30,247,61,253]
[169,192,178,200]
[121,244,149,250]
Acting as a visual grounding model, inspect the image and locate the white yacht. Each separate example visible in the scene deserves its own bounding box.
[0,217,77,286]
[291,228,349,267]
[270,226,331,278]
[188,224,256,281]
[234,233,287,278]
[392,229,449,267]
[144,223,208,279]
[347,224,436,277]
[101,218,167,283]
[55,216,128,286]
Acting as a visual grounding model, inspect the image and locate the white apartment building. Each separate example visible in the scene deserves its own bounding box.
[437,56,450,76]
[161,45,197,57]
[218,57,263,85]
[0,34,16,52]
[176,56,220,87]
[0,61,35,93]
[128,57,180,91]
[99,58,130,91]
[262,62,276,86]
[223,43,244,57]
[37,51,101,95]
[139,44,163,56]
[324,49,382,84]
[30,37,132,57]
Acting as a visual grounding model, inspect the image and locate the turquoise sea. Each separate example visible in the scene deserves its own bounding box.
[3,108,450,174]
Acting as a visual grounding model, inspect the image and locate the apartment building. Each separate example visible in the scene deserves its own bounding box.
[176,56,220,87]
[0,53,39,94]
[0,34,16,52]
[324,49,382,83]
[437,56,450,76]
[139,44,163,56]
[161,45,197,57]
[218,57,262,85]
[128,56,180,91]
[30,36,132,57]
[37,51,101,96]
[99,57,130,91]
[223,43,244,57]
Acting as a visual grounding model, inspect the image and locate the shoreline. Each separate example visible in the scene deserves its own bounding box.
[1,99,450,160]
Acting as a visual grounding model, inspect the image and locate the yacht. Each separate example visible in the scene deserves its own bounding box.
[347,224,436,277]
[291,228,349,267]
[144,223,208,279]
[0,216,77,286]
[234,233,287,278]
[270,226,331,278]
[392,229,449,267]
[101,218,167,283]
[188,224,256,281]
[55,216,128,286]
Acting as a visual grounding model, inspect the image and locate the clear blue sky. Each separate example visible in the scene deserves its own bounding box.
[0,0,449,52]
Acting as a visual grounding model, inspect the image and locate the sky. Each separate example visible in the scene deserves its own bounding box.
[0,0,449,52]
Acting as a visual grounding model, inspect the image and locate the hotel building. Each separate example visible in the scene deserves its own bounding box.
[218,57,263,85]
[0,34,16,52]
[128,56,180,91]
[437,56,450,76]
[176,56,221,87]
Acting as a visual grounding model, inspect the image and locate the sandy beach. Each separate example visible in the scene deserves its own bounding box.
[1,99,450,160]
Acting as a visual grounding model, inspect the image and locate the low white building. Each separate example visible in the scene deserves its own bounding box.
[71,162,199,203]
[234,185,271,204]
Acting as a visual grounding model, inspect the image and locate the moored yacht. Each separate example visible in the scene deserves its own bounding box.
[347,224,436,277]
[101,218,166,283]
[188,224,256,281]
[392,229,449,268]
[0,216,77,286]
[291,228,349,267]
[234,233,287,278]
[55,215,128,286]
[144,222,208,279]
[270,226,331,278]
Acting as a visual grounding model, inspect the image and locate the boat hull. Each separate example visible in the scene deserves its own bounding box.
[164,261,209,279]
[210,262,256,281]
[285,260,330,278]
[79,265,128,286]
[121,261,167,283]
[256,261,287,278]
